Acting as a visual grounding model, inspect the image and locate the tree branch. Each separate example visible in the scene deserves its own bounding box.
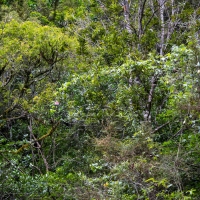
[151,121,169,134]
[14,121,60,154]
[143,75,158,122]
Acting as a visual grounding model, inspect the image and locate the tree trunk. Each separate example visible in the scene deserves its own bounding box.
[143,75,157,122]
[138,0,147,50]
[123,0,132,33]
[159,0,165,55]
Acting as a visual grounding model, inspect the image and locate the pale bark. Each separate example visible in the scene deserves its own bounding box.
[28,117,49,173]
[165,0,186,50]
[159,0,165,55]
[143,75,157,122]
[123,0,132,33]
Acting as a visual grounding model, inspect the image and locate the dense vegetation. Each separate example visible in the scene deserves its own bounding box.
[0,0,200,199]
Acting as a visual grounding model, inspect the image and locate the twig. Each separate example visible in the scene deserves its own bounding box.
[151,121,169,134]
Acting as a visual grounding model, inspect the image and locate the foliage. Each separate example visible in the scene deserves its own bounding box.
[0,0,200,199]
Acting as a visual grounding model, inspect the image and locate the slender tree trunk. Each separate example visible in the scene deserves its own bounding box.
[165,0,179,50]
[138,0,147,50]
[28,117,50,173]
[159,0,165,55]
[143,75,157,122]
[123,0,132,33]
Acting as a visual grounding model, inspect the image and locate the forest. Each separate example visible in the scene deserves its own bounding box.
[0,0,200,199]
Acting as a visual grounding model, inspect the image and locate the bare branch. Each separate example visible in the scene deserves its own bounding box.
[151,121,169,134]
[143,75,158,122]
[14,121,60,154]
